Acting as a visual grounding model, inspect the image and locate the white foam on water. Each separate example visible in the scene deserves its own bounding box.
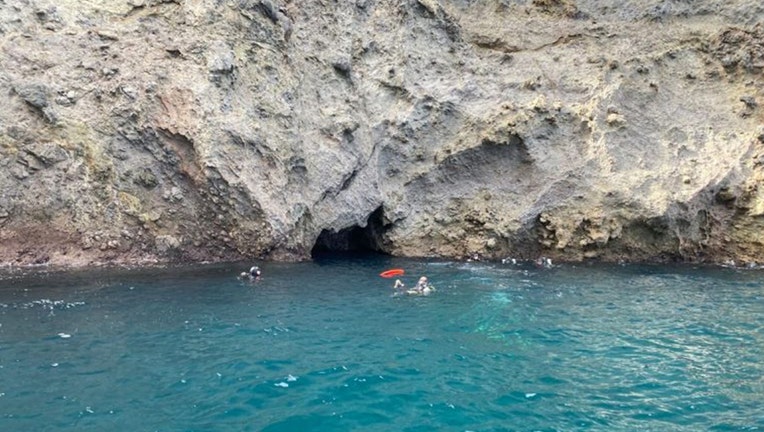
[57,333,71,339]
[286,374,298,382]
[23,299,85,310]
[274,382,289,388]
[525,393,537,398]
[491,292,512,304]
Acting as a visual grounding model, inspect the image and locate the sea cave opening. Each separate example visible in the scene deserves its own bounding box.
[310,207,388,259]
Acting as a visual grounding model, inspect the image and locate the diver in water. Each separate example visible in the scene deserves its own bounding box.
[391,279,406,297]
[417,276,434,296]
[406,276,434,296]
[239,265,262,281]
[392,276,435,297]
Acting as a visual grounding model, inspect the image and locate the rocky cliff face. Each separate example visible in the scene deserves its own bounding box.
[2,0,764,267]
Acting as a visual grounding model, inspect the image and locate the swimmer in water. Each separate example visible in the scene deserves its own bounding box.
[239,265,261,281]
[391,279,406,297]
[406,276,434,296]
[417,276,434,295]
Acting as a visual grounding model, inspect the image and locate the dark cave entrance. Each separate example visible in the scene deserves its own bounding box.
[310,207,389,258]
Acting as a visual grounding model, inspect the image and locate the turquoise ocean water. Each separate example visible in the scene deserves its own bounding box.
[1,255,763,431]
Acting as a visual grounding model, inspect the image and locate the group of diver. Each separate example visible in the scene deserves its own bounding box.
[240,255,557,295]
[238,265,435,296]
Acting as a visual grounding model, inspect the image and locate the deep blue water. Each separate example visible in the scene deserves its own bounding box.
[1,256,763,431]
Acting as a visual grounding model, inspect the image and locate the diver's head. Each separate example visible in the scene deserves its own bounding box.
[250,266,261,277]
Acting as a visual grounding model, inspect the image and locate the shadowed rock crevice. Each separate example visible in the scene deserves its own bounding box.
[311,206,389,257]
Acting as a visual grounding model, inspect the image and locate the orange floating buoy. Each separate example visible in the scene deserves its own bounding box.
[379,268,405,278]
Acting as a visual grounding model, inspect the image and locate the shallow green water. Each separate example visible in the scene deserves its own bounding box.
[1,256,763,431]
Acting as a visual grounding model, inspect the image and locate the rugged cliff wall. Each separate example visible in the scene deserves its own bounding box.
[2,0,764,267]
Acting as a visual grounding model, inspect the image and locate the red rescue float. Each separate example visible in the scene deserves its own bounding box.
[379,268,405,278]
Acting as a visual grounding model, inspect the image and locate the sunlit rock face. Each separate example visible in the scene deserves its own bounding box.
[2,0,764,266]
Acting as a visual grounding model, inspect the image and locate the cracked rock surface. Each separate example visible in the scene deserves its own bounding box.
[2,0,764,267]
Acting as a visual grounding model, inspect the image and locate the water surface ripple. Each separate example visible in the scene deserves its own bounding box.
[1,258,763,431]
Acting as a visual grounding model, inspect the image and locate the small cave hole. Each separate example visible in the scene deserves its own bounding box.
[311,207,388,258]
